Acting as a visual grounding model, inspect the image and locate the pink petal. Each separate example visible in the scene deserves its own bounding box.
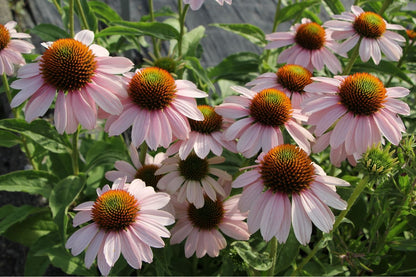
[108,105,139,136]
[299,190,334,233]
[131,110,150,147]
[329,112,354,148]
[74,30,94,45]
[71,92,96,130]
[24,85,56,122]
[66,223,99,256]
[85,230,105,268]
[54,91,67,134]
[96,56,134,74]
[73,211,92,226]
[103,232,121,266]
[291,194,312,245]
[86,82,122,115]
[214,103,249,119]
[310,182,347,210]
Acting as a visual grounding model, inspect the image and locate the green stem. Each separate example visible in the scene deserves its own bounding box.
[341,37,362,75]
[148,0,161,58]
[177,0,189,58]
[386,38,415,86]
[71,127,80,175]
[75,0,90,30]
[2,73,12,105]
[139,142,148,165]
[51,0,63,15]
[267,237,279,276]
[271,0,282,33]
[378,0,393,15]
[68,0,75,37]
[291,176,370,276]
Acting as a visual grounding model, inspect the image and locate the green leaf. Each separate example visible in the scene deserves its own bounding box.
[140,6,176,22]
[184,57,216,93]
[277,0,320,25]
[211,23,266,47]
[31,24,70,41]
[353,60,414,85]
[83,136,127,172]
[208,52,260,82]
[0,118,70,153]
[390,239,416,251]
[0,170,57,198]
[274,232,300,274]
[0,205,42,235]
[33,233,97,276]
[25,247,50,276]
[0,130,20,147]
[88,0,121,24]
[49,175,85,242]
[76,0,98,31]
[97,21,180,40]
[323,0,345,14]
[4,208,57,246]
[181,26,205,57]
[231,241,272,271]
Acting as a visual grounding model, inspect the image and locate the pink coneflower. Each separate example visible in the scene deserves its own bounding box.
[265,18,343,74]
[65,177,174,276]
[323,6,405,64]
[105,144,166,186]
[10,30,133,134]
[170,194,249,258]
[167,105,236,159]
[0,21,34,76]
[233,144,349,245]
[246,64,314,109]
[215,86,314,158]
[184,0,232,11]
[303,73,410,165]
[155,154,230,208]
[106,67,206,150]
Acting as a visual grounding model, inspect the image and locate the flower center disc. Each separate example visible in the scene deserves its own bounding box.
[260,144,315,194]
[277,64,313,93]
[189,105,222,134]
[339,73,386,116]
[187,197,224,230]
[92,190,139,232]
[179,153,209,181]
[294,22,326,50]
[40,38,97,91]
[250,89,292,127]
[135,164,161,189]
[0,24,11,51]
[353,12,386,38]
[128,67,177,110]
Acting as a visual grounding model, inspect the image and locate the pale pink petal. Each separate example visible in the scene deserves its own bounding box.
[329,112,354,148]
[230,85,256,99]
[74,30,94,45]
[103,232,121,266]
[220,219,249,240]
[372,111,401,145]
[119,229,142,269]
[299,190,334,233]
[131,110,150,147]
[239,182,263,212]
[85,230,105,268]
[96,56,134,74]
[378,36,402,61]
[265,39,295,49]
[359,38,372,62]
[24,85,56,122]
[313,105,346,136]
[108,106,139,135]
[165,108,191,140]
[71,92,96,130]
[74,201,95,211]
[214,103,249,119]
[184,230,199,258]
[73,211,92,226]
[172,97,203,121]
[386,87,409,98]
[89,44,110,57]
[310,182,347,210]
[291,193,312,245]
[54,91,67,134]
[158,111,173,148]
[66,223,99,256]
[384,98,410,116]
[10,77,45,107]
[130,222,165,248]
[147,112,163,150]
[321,47,342,74]
[114,160,137,176]
[338,34,360,53]
[86,82,122,115]
[369,38,381,64]
[247,191,271,234]
[260,192,283,241]
[223,117,252,140]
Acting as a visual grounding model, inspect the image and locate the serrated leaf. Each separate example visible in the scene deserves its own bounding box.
[0,129,20,147]
[97,21,180,40]
[89,1,121,23]
[211,23,266,47]
[0,205,42,235]
[208,52,260,82]
[31,24,70,41]
[0,170,57,198]
[49,175,85,242]
[231,241,272,271]
[184,56,215,93]
[0,118,70,153]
